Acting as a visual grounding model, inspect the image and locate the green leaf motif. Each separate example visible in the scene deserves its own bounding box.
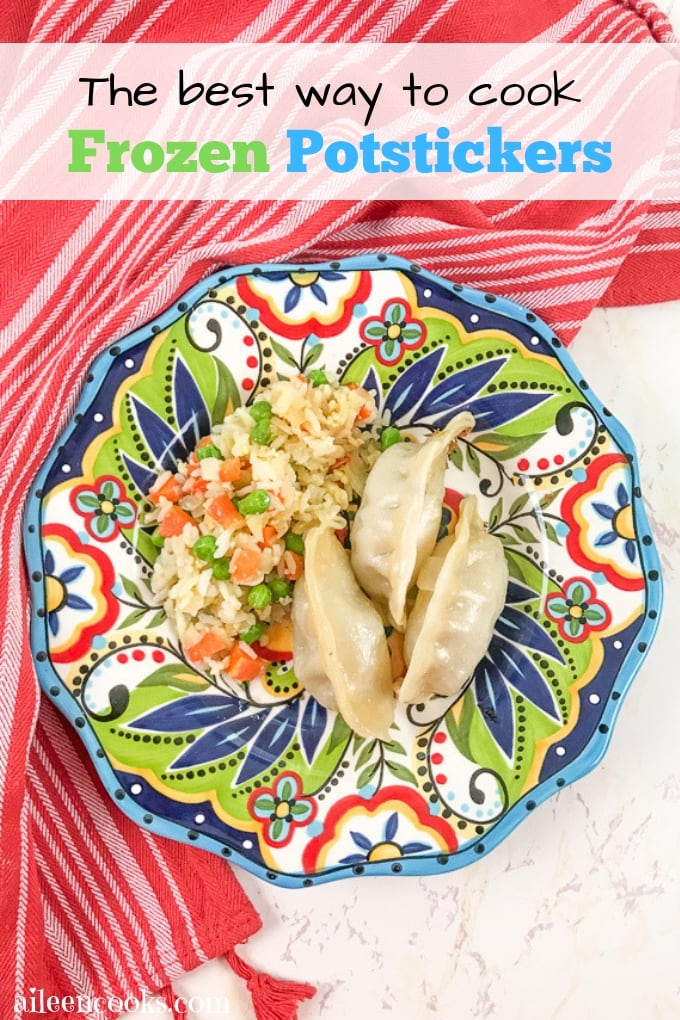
[364,324,386,339]
[95,515,109,536]
[465,444,481,476]
[449,445,464,471]
[290,801,311,818]
[543,520,561,545]
[384,760,418,786]
[270,817,285,841]
[357,761,380,789]
[510,523,538,545]
[278,775,296,801]
[382,739,406,756]
[539,491,560,509]
[444,690,475,761]
[118,607,148,629]
[77,493,100,510]
[302,343,324,369]
[508,493,530,519]
[121,575,144,603]
[115,503,135,523]
[498,532,520,546]
[326,714,350,754]
[139,664,205,692]
[476,431,545,461]
[270,338,299,369]
[356,739,377,770]
[505,553,527,583]
[213,358,241,423]
[488,498,503,531]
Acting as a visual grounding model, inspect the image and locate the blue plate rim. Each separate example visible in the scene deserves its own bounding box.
[23,253,663,887]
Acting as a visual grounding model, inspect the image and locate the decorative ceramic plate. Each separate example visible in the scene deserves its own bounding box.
[24,256,662,887]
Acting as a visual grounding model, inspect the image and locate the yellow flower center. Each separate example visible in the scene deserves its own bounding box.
[613,504,635,540]
[568,605,584,619]
[386,323,402,340]
[275,802,290,819]
[366,841,402,863]
[100,499,115,514]
[289,271,320,287]
[46,575,66,614]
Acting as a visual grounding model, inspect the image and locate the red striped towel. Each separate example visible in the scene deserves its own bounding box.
[1,2,677,1020]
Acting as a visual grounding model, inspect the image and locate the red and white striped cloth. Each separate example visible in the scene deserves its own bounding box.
[1,3,678,1020]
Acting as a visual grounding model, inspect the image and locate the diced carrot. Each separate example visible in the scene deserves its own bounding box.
[283,550,304,581]
[355,404,372,422]
[196,436,214,448]
[186,476,209,495]
[206,494,244,528]
[330,455,350,470]
[230,546,261,583]
[158,506,194,538]
[218,457,242,483]
[227,642,266,681]
[185,631,231,664]
[258,525,278,549]
[148,474,184,505]
[346,382,358,390]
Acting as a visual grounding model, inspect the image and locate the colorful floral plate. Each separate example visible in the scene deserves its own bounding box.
[24,256,662,887]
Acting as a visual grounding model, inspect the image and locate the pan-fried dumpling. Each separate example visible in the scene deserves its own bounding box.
[350,412,475,629]
[291,525,394,740]
[399,496,508,704]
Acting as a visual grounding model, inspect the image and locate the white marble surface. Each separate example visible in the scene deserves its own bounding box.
[154,302,679,1020]
[126,0,680,1012]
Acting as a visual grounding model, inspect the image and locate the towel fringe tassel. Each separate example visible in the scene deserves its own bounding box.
[224,947,316,1020]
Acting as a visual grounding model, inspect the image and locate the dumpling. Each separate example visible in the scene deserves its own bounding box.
[398,496,508,705]
[350,411,475,629]
[291,525,394,740]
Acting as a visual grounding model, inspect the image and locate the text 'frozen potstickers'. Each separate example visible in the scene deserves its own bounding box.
[350,411,475,630]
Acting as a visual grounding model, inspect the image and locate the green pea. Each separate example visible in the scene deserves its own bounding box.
[380,426,402,451]
[250,420,274,445]
[236,489,271,515]
[212,556,231,580]
[247,584,272,610]
[196,443,223,461]
[249,400,273,422]
[193,534,217,561]
[268,578,292,602]
[284,532,305,554]
[307,369,329,387]
[151,529,165,548]
[240,621,267,644]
